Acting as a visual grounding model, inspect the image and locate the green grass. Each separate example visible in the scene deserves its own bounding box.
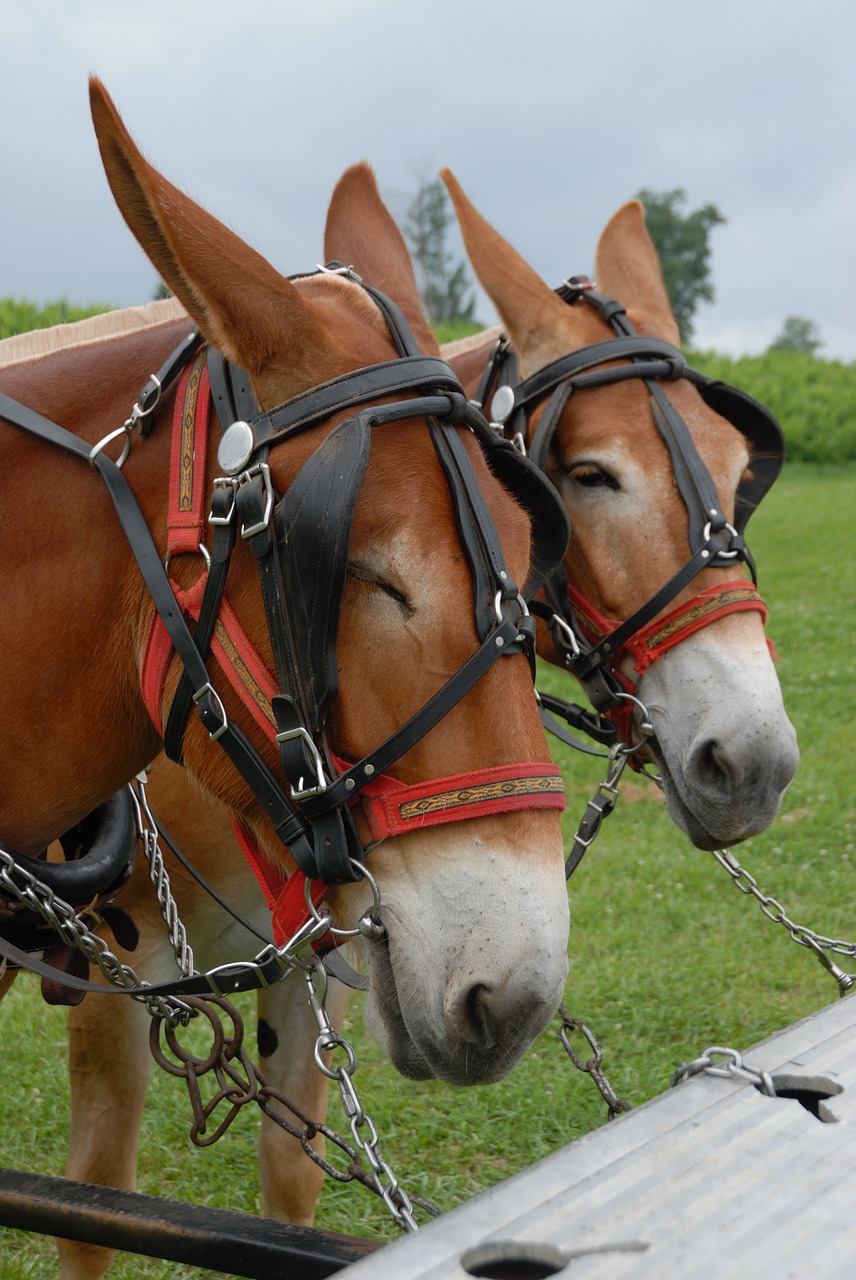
[1,463,854,1277]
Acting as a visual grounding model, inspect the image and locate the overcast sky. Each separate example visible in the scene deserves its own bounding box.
[2,1,854,359]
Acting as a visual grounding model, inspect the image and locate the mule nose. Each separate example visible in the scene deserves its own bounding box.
[444,972,558,1053]
[687,729,798,799]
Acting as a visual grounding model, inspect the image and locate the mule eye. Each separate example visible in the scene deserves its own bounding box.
[567,463,619,491]
[347,563,409,609]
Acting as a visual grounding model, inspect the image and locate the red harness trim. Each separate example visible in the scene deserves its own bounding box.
[567,579,770,748]
[568,579,768,680]
[139,346,566,949]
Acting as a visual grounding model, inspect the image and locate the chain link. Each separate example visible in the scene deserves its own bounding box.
[0,838,192,1023]
[553,1005,631,1121]
[303,958,422,1232]
[709,847,856,995]
[131,771,195,979]
[670,1044,776,1096]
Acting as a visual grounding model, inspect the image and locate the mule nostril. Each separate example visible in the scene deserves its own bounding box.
[464,983,495,1048]
[445,981,498,1049]
[690,737,743,793]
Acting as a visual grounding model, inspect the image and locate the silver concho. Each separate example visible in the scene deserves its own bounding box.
[217,421,254,475]
[490,384,516,425]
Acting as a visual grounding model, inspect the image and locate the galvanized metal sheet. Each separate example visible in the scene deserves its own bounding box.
[339,996,856,1279]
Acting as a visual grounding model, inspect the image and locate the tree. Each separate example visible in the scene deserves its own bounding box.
[769,315,823,356]
[403,178,476,327]
[636,188,726,343]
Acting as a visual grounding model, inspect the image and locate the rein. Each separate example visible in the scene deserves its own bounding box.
[0,267,569,981]
[473,276,784,736]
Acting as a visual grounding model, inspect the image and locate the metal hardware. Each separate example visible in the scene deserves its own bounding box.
[551,611,581,659]
[316,263,362,280]
[275,726,328,801]
[192,683,229,741]
[89,423,133,469]
[163,543,211,573]
[208,480,237,526]
[671,1045,776,1097]
[302,860,384,940]
[217,420,255,475]
[702,518,741,559]
[239,462,274,538]
[490,384,516,424]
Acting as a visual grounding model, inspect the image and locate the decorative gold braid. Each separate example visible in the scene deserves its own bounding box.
[400,774,564,821]
[646,587,762,649]
[178,351,207,512]
[213,620,276,730]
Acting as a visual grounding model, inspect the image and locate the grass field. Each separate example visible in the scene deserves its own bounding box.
[1,463,854,1278]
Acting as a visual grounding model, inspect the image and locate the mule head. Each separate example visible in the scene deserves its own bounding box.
[442,169,798,849]
[89,86,569,1084]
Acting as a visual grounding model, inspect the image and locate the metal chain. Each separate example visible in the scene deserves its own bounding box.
[131,771,195,979]
[0,840,191,1023]
[149,971,438,1233]
[670,1044,776,1097]
[303,957,423,1232]
[709,847,856,995]
[553,1005,632,1120]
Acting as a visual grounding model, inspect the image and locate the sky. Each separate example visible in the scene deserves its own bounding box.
[2,1,854,359]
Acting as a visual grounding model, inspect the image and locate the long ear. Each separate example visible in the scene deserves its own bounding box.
[324,163,438,355]
[594,201,681,347]
[441,168,576,375]
[89,78,327,377]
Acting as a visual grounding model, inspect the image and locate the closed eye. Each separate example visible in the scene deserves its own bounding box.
[566,462,620,491]
[347,562,410,610]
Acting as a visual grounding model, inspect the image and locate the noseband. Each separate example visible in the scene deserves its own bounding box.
[0,267,569,944]
[472,276,785,738]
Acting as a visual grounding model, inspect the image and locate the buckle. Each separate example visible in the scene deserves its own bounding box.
[276,726,329,800]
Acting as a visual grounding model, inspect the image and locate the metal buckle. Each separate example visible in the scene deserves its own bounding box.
[551,613,581,659]
[193,683,229,741]
[239,462,274,539]
[275,726,328,800]
[209,478,237,526]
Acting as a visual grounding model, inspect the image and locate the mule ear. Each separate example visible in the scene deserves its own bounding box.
[88,78,326,377]
[324,163,438,355]
[594,201,681,347]
[441,168,574,375]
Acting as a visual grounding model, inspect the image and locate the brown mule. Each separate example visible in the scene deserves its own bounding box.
[0,97,570,1278]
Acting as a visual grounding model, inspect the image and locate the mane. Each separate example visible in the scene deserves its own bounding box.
[441,324,501,359]
[0,297,188,368]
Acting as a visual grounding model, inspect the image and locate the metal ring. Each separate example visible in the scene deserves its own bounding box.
[89,423,133,470]
[702,519,741,560]
[303,858,383,939]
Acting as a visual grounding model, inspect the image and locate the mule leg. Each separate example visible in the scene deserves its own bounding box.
[256,975,353,1225]
[56,990,154,1280]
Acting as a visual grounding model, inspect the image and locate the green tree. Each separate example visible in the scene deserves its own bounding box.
[0,297,111,340]
[769,315,823,356]
[403,178,477,327]
[636,188,726,343]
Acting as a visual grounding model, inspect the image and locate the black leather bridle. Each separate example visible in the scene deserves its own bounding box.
[0,266,569,897]
[471,276,785,717]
